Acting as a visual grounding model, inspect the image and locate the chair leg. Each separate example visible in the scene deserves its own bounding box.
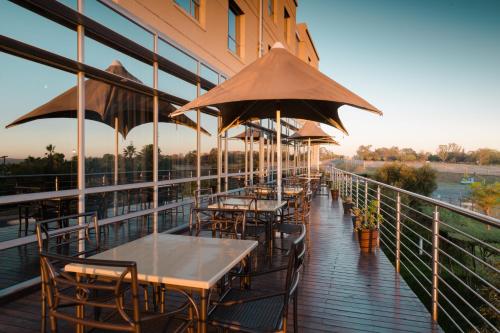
[293,290,298,332]
[41,289,46,333]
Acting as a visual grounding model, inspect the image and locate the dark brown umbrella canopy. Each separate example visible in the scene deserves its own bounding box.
[172,43,381,133]
[6,60,209,137]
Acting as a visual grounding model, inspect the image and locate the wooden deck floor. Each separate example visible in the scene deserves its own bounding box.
[0,195,441,332]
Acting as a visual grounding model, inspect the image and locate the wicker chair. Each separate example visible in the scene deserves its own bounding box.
[209,224,306,332]
[40,252,197,333]
[194,188,214,209]
[189,207,247,239]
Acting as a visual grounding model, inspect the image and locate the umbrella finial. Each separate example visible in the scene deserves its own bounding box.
[111,59,123,67]
[271,42,285,49]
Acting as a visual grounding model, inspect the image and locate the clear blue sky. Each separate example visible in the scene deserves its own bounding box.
[297,0,500,156]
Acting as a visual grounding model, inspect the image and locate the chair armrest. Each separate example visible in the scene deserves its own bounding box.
[230,265,288,278]
[213,291,286,307]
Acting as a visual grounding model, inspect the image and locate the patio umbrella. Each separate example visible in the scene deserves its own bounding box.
[172,42,381,200]
[6,60,209,185]
[288,121,339,179]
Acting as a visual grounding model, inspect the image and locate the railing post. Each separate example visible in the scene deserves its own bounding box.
[349,175,353,199]
[396,192,401,272]
[364,180,368,209]
[377,185,381,247]
[432,205,440,322]
[355,177,359,208]
[376,186,381,227]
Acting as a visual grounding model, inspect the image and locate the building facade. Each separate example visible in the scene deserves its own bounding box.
[0,0,320,295]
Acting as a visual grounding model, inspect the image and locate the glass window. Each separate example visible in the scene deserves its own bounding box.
[175,0,200,21]
[159,39,197,73]
[268,0,274,17]
[0,53,77,197]
[0,1,76,59]
[228,0,243,56]
[85,1,152,49]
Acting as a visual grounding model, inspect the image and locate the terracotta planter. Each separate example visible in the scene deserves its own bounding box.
[342,202,353,214]
[330,189,339,200]
[358,229,379,252]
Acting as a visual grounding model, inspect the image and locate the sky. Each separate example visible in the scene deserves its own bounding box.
[297,0,500,156]
[0,1,499,160]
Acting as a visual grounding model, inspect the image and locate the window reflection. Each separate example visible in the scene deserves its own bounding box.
[0,53,77,195]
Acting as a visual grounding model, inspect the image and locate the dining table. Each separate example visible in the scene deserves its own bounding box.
[65,233,258,333]
[208,196,287,253]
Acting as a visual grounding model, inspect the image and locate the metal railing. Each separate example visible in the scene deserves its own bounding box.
[330,166,499,333]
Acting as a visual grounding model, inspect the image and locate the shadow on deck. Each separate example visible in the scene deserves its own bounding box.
[0,195,441,332]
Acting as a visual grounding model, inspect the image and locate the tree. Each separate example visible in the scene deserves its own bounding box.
[356,145,373,160]
[374,162,437,196]
[122,142,137,159]
[436,144,449,162]
[469,182,500,217]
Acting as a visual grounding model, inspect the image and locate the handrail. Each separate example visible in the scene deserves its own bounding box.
[332,167,500,227]
[330,166,500,333]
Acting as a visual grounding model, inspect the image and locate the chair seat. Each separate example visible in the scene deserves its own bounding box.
[209,289,285,332]
[275,223,302,235]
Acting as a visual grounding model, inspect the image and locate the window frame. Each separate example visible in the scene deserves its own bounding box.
[174,0,200,21]
[228,0,243,57]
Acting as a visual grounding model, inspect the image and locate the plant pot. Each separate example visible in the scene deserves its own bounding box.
[330,189,339,200]
[342,202,353,214]
[358,229,378,252]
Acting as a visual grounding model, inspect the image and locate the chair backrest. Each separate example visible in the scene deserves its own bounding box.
[35,212,100,258]
[190,207,247,239]
[284,224,306,303]
[40,252,141,332]
[216,195,257,211]
[194,188,213,208]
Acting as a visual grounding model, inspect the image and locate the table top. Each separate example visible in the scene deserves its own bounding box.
[65,234,257,289]
[209,198,287,212]
[255,186,303,195]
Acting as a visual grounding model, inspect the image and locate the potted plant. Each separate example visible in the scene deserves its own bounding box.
[341,194,353,214]
[354,200,382,252]
[351,207,361,229]
[330,184,339,200]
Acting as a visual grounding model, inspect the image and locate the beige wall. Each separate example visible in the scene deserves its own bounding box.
[110,0,318,77]
[296,23,320,69]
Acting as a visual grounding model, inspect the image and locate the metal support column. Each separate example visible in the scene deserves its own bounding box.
[276,110,282,202]
[217,116,222,193]
[224,130,228,192]
[196,62,201,192]
[153,33,159,233]
[77,0,85,254]
[432,206,440,321]
[396,192,401,272]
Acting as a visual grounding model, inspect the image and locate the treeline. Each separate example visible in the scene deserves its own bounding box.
[355,143,500,165]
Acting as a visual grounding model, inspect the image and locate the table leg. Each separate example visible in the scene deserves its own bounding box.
[198,289,208,333]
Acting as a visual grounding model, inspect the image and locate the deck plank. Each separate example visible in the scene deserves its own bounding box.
[0,195,441,332]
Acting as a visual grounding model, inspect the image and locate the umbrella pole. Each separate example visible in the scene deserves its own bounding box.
[276,110,282,202]
[244,126,248,186]
[308,138,311,192]
[250,127,254,185]
[114,117,118,216]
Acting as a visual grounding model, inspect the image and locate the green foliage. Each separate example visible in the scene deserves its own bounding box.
[355,144,500,165]
[469,182,500,216]
[374,162,437,196]
[353,200,382,231]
